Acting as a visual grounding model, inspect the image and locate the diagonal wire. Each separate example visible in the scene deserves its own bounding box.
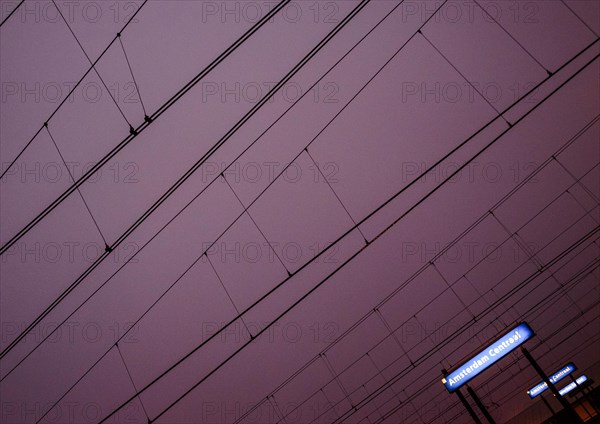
[101,47,600,424]
[0,0,292,253]
[0,0,293,359]
[0,0,148,180]
[304,148,369,244]
[45,124,108,246]
[5,4,600,418]
[471,0,550,74]
[419,30,508,122]
[10,0,379,399]
[4,0,435,380]
[559,0,599,37]
[50,0,133,129]
[4,4,598,388]
[221,174,291,275]
[8,58,599,422]
[24,44,600,424]
[205,253,252,337]
[117,33,149,118]
[1,0,371,364]
[3,21,597,258]
[0,0,24,27]
[115,343,151,423]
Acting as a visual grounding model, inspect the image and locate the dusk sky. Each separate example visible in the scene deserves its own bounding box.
[0,1,599,423]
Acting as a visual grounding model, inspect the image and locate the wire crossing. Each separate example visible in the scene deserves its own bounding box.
[4,1,598,421]
[99,48,600,424]
[0,0,367,361]
[0,0,149,180]
[3,11,598,383]
[1,0,429,371]
[0,0,292,253]
[50,0,134,131]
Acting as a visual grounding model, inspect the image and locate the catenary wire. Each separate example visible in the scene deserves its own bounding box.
[98,52,600,423]
[0,0,24,27]
[0,0,291,234]
[28,109,600,424]
[0,0,294,357]
[0,0,149,180]
[2,0,397,364]
[50,0,133,128]
[4,6,597,392]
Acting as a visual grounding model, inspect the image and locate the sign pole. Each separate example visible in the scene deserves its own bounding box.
[443,369,483,424]
[521,347,583,423]
[456,388,484,424]
[540,395,556,417]
[466,385,497,424]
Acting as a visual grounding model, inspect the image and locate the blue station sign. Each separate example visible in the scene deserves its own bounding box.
[442,322,534,392]
[559,375,588,396]
[527,363,577,398]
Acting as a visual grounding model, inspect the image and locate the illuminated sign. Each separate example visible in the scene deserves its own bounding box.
[442,323,534,392]
[559,375,588,396]
[527,363,577,398]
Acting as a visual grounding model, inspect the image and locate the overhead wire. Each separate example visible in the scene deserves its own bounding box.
[0,0,292,242]
[5,1,598,369]
[0,0,149,180]
[330,232,600,423]
[4,3,598,400]
[23,91,600,424]
[50,0,133,129]
[3,0,596,420]
[99,52,600,423]
[0,0,294,358]
[335,257,600,424]
[3,30,599,377]
[0,0,24,27]
[243,203,600,424]
[2,0,397,363]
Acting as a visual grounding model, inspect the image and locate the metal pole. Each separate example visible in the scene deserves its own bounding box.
[466,385,497,424]
[443,369,483,424]
[541,395,556,416]
[456,388,484,424]
[521,347,583,423]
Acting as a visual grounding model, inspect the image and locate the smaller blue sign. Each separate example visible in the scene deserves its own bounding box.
[527,363,577,398]
[559,375,588,396]
[442,323,534,392]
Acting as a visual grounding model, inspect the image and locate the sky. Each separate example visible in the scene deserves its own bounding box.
[0,1,599,423]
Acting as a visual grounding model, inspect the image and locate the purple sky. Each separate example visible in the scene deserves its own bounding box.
[1,1,599,423]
